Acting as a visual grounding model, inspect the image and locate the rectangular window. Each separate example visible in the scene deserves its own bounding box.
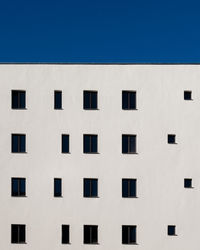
[122,225,137,244]
[84,179,98,197]
[62,225,70,244]
[12,90,26,109]
[184,90,192,100]
[84,91,98,110]
[12,134,26,153]
[168,225,176,236]
[54,178,62,197]
[62,134,69,153]
[184,178,192,188]
[84,225,98,244]
[122,135,136,154]
[83,134,98,153]
[11,224,26,244]
[122,179,136,198]
[122,91,136,110]
[168,134,176,144]
[12,178,26,197]
[54,90,62,109]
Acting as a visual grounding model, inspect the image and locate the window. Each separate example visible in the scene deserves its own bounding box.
[62,134,69,153]
[12,178,26,197]
[184,178,192,188]
[122,135,136,154]
[12,134,26,153]
[84,179,98,197]
[11,224,26,244]
[122,179,136,198]
[122,91,136,110]
[168,225,176,236]
[62,225,70,244]
[83,134,98,153]
[12,90,26,109]
[168,134,176,144]
[84,225,98,244]
[54,178,62,197]
[54,90,62,109]
[83,91,97,110]
[122,225,137,244]
[184,91,192,100]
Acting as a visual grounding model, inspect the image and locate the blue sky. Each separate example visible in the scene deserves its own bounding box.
[0,0,200,63]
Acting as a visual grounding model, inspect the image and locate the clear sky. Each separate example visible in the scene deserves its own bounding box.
[0,0,200,63]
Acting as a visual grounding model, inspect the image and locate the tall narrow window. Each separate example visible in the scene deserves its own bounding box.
[83,134,98,153]
[62,134,69,153]
[62,225,70,244]
[12,134,26,153]
[122,179,137,198]
[11,224,26,243]
[122,91,136,110]
[122,225,137,244]
[184,90,192,100]
[84,91,98,110]
[54,91,62,109]
[84,225,98,244]
[12,90,26,109]
[122,135,136,154]
[12,178,26,197]
[168,225,176,236]
[84,179,98,197]
[54,178,62,197]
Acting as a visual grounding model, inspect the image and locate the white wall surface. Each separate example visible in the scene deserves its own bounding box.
[0,64,199,250]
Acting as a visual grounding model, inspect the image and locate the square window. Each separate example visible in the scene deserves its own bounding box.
[11,224,26,243]
[122,179,137,198]
[122,135,136,153]
[184,178,192,188]
[11,178,26,197]
[12,90,26,109]
[54,178,62,197]
[62,225,70,244]
[184,91,192,100]
[84,91,98,110]
[62,134,69,153]
[84,179,98,197]
[12,134,26,153]
[122,91,136,110]
[168,134,176,144]
[168,225,176,236]
[83,134,98,153]
[54,91,62,109]
[84,225,98,244]
[122,225,137,244]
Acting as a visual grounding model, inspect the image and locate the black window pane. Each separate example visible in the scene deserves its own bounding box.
[168,134,176,144]
[122,135,128,153]
[11,225,18,243]
[84,179,90,197]
[12,134,26,153]
[19,225,25,243]
[84,135,90,153]
[122,91,128,109]
[129,92,136,109]
[20,179,26,196]
[168,225,175,235]
[54,91,62,109]
[122,180,128,197]
[184,91,192,100]
[84,135,97,153]
[122,91,136,110]
[122,226,136,244]
[91,135,97,153]
[91,179,97,197]
[130,226,136,243]
[62,135,69,153]
[12,179,18,196]
[84,91,90,109]
[84,225,90,243]
[19,92,25,109]
[92,226,98,243]
[12,91,19,109]
[12,91,25,109]
[130,180,136,197]
[11,225,25,243]
[122,226,128,244]
[62,225,69,244]
[12,135,18,153]
[54,179,62,197]
[130,136,136,153]
[20,135,26,152]
[184,179,192,188]
[91,92,97,109]
[84,226,98,244]
[84,91,97,109]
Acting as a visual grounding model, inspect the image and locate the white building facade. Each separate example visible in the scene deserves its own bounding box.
[0,64,199,250]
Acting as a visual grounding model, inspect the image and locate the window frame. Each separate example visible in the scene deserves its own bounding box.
[168,225,176,236]
[61,134,70,153]
[83,225,98,244]
[122,179,137,198]
[83,134,98,154]
[122,134,137,154]
[11,90,26,109]
[122,90,137,110]
[11,134,26,153]
[168,134,176,144]
[11,224,26,244]
[83,178,98,198]
[54,90,62,110]
[11,178,26,197]
[83,90,98,110]
[184,178,192,188]
[62,225,70,244]
[54,178,62,197]
[122,225,137,244]
[184,90,192,100]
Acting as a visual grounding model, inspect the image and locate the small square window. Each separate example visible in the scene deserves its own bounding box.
[54,91,62,109]
[83,134,98,153]
[122,91,136,110]
[12,90,26,109]
[184,91,192,100]
[62,134,69,153]
[184,178,192,188]
[122,225,137,244]
[122,179,137,198]
[84,91,98,110]
[12,134,26,153]
[168,225,176,236]
[122,135,137,153]
[168,134,176,144]
[54,178,62,197]
[11,224,26,243]
[84,179,98,197]
[62,225,70,244]
[11,178,26,197]
[84,225,98,244]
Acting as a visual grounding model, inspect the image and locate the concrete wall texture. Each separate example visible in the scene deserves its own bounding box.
[0,64,199,250]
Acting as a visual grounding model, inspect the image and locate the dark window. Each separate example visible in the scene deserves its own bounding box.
[184,91,192,100]
[62,134,69,153]
[11,224,26,243]
[12,90,26,109]
[12,178,26,197]
[83,135,98,153]
[54,91,62,109]
[122,91,136,110]
[84,179,98,197]
[122,135,136,154]
[184,178,192,188]
[62,225,70,244]
[122,179,136,198]
[84,225,98,244]
[168,225,176,236]
[12,134,26,153]
[122,225,137,244]
[168,134,176,144]
[84,91,97,110]
[54,178,62,197]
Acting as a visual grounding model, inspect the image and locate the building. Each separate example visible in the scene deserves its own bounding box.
[0,64,199,250]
